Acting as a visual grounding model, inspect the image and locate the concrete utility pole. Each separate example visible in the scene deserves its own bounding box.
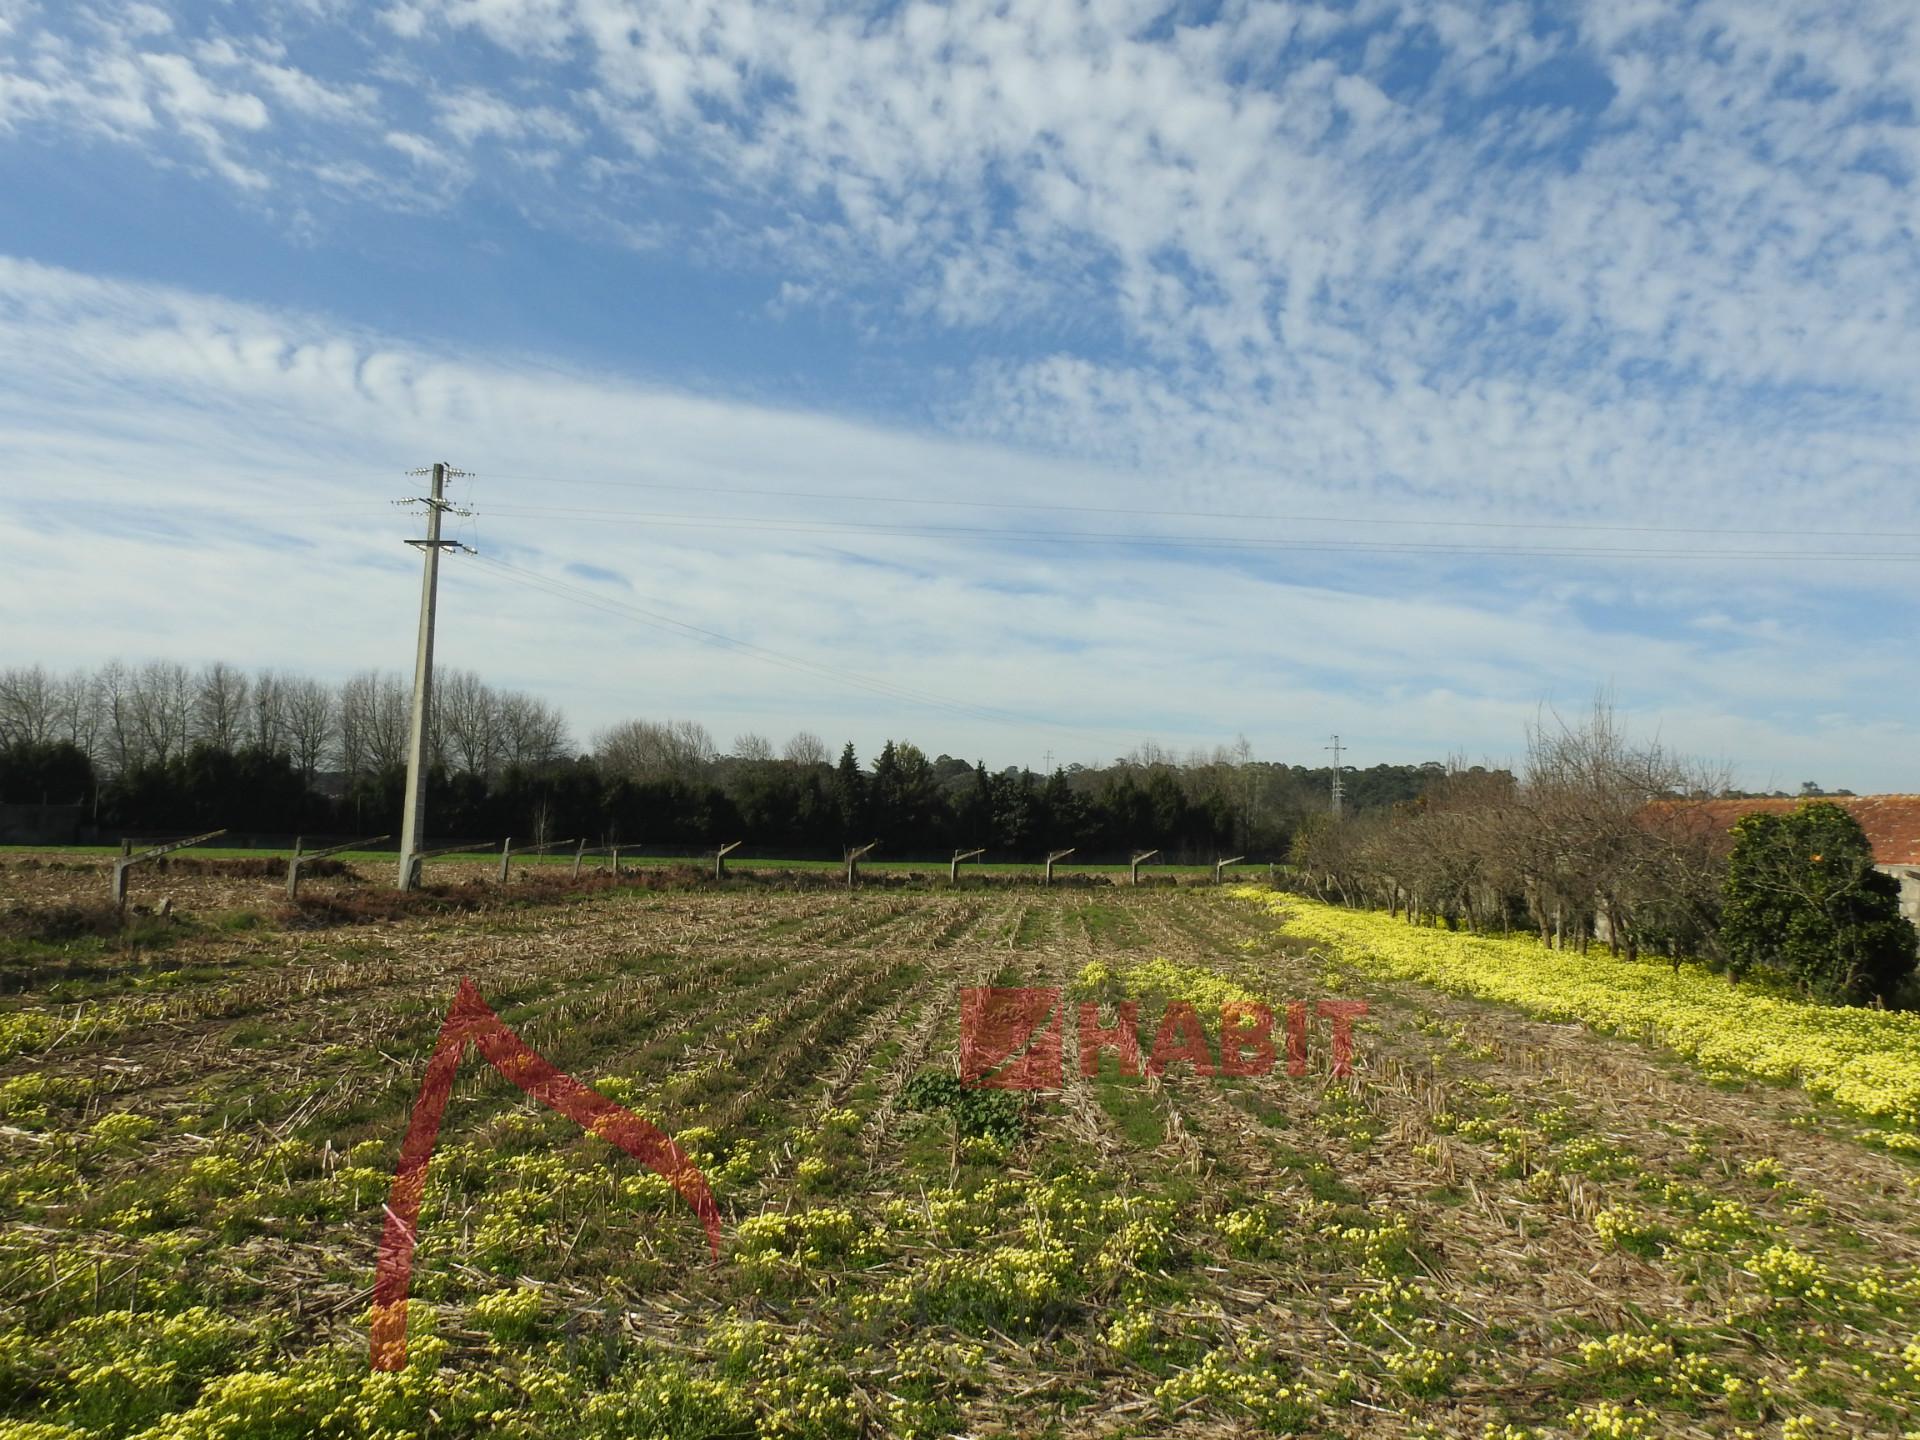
[396,462,471,890]
[1325,734,1346,820]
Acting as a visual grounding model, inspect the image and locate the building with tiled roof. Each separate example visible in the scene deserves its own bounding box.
[1681,795,1920,927]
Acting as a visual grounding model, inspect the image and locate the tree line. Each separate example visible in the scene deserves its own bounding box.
[0,661,1470,860]
[1287,703,1915,1006]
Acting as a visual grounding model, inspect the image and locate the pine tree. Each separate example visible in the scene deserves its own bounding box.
[833,742,867,841]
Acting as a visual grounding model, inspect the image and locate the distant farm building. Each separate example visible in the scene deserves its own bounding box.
[1684,795,1920,929]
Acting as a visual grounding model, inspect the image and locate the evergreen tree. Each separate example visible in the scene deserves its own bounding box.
[0,740,92,805]
[1722,802,1917,1005]
[833,742,867,841]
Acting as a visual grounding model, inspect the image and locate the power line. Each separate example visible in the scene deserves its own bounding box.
[468,553,1143,745]
[469,469,1920,542]
[34,476,1920,557]
[467,501,1920,563]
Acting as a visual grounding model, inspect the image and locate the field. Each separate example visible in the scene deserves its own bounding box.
[4,859,1920,1439]
[0,846,1227,880]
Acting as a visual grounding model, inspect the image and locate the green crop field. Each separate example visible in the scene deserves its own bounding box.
[3,857,1918,1438]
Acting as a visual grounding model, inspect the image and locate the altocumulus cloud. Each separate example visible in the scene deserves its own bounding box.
[0,0,1915,785]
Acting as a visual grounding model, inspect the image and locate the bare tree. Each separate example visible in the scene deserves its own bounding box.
[339,671,409,778]
[498,691,570,771]
[192,662,250,751]
[782,731,829,767]
[96,661,141,774]
[54,669,99,759]
[1121,740,1176,771]
[282,678,336,781]
[596,718,715,783]
[1291,699,1734,967]
[733,732,775,763]
[132,661,193,766]
[249,670,287,752]
[438,669,502,778]
[0,665,57,747]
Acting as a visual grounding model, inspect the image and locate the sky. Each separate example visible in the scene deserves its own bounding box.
[1,0,1916,790]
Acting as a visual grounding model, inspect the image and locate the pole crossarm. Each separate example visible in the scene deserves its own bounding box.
[112,829,227,908]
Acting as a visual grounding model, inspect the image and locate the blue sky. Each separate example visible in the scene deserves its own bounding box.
[1,0,1916,788]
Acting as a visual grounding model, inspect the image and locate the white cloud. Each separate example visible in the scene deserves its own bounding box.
[2,4,1918,785]
[121,3,170,38]
[434,86,582,147]
[6,1,1915,438]
[140,52,268,131]
[0,257,1914,788]
[246,59,378,123]
[384,128,458,171]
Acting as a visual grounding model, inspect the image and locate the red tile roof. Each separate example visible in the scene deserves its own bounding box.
[1674,795,1920,868]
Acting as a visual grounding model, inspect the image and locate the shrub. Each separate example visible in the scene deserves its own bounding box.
[899,1071,1026,1144]
[1722,803,1917,1005]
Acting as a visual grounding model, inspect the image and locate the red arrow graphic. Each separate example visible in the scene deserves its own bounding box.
[369,977,720,1370]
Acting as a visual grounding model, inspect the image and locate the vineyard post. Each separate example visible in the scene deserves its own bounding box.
[845,841,877,889]
[111,829,227,912]
[288,835,388,899]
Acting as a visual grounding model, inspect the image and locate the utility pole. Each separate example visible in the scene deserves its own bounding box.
[1325,734,1345,820]
[396,462,472,890]
[1043,749,1055,773]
